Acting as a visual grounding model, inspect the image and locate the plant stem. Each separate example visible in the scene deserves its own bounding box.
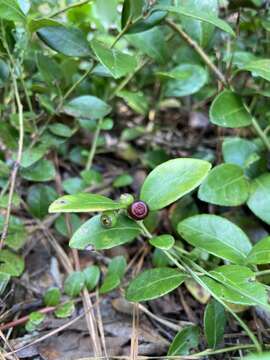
[50,0,92,18]
[255,269,270,277]
[85,118,103,171]
[110,17,132,49]
[251,117,270,151]
[165,18,227,86]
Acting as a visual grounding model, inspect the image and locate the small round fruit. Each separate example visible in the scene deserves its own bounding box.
[119,193,134,207]
[128,201,149,220]
[100,211,117,228]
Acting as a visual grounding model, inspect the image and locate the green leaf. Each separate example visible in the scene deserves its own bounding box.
[49,193,124,213]
[121,0,144,29]
[247,236,270,265]
[198,164,250,206]
[108,256,127,280]
[91,40,137,79]
[202,265,268,307]
[63,177,85,195]
[149,234,175,250]
[180,0,218,47]
[17,0,30,14]
[0,215,27,250]
[0,250,24,277]
[126,268,186,302]
[63,95,111,120]
[0,59,10,87]
[0,0,25,22]
[113,174,133,188]
[222,137,259,168]
[37,53,62,85]
[168,325,199,356]
[153,5,235,36]
[178,214,252,264]
[55,214,81,237]
[28,18,62,33]
[117,91,149,116]
[244,354,270,360]
[25,312,45,332]
[64,271,85,297]
[27,185,58,219]
[37,26,91,57]
[127,11,167,34]
[204,300,226,349]
[247,173,270,224]
[21,146,47,168]
[70,214,140,250]
[100,274,121,294]
[126,27,168,64]
[54,301,75,318]
[21,159,56,182]
[159,64,207,97]
[240,59,270,82]
[83,266,100,291]
[140,158,211,211]
[0,272,10,295]
[44,287,61,306]
[210,90,252,128]
[49,123,74,138]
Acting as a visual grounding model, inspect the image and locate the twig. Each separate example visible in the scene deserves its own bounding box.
[50,0,93,18]
[165,18,227,86]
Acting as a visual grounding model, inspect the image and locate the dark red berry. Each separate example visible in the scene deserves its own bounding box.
[128,201,149,220]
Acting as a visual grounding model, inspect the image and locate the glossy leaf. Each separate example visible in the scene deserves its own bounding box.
[0,0,25,22]
[49,193,124,213]
[63,95,111,120]
[91,40,137,79]
[44,287,61,306]
[126,27,168,64]
[70,214,141,250]
[153,5,235,36]
[247,174,270,224]
[121,0,144,29]
[204,300,226,349]
[198,164,250,206]
[100,274,121,294]
[55,214,81,237]
[83,266,100,291]
[222,137,259,168]
[160,64,207,97]
[178,215,252,264]
[0,215,27,251]
[0,59,10,87]
[202,265,268,307]
[149,234,175,250]
[21,159,56,182]
[117,90,149,115]
[0,250,24,277]
[28,18,61,33]
[108,256,127,280]
[21,146,47,168]
[127,10,167,34]
[140,158,211,210]
[64,271,85,297]
[240,59,270,82]
[168,325,199,356]
[25,312,45,332]
[0,272,10,295]
[126,268,186,302]
[180,0,218,47]
[37,26,91,57]
[247,236,270,265]
[244,354,270,360]
[27,185,58,219]
[210,91,252,128]
[55,301,75,318]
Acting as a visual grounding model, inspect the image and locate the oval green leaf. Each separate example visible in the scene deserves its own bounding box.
[210,90,252,128]
[64,271,85,297]
[204,300,226,349]
[247,173,270,224]
[168,325,199,356]
[0,0,26,22]
[91,39,137,79]
[149,234,175,250]
[140,158,211,210]
[178,214,252,264]
[126,268,186,302]
[70,214,141,250]
[49,193,124,213]
[63,95,111,120]
[83,266,100,291]
[240,59,270,82]
[37,26,91,57]
[198,164,250,206]
[247,236,270,265]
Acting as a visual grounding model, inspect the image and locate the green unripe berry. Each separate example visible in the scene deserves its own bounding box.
[119,193,134,207]
[100,211,117,228]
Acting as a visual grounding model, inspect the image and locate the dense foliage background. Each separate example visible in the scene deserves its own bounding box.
[1,0,270,359]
